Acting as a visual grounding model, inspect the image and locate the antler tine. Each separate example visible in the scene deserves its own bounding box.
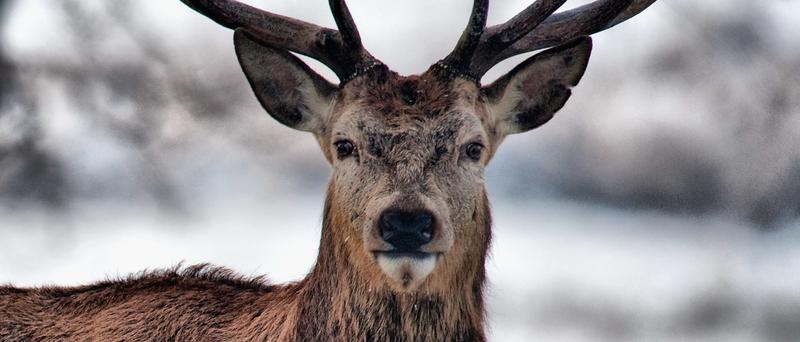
[181,0,378,83]
[482,0,567,52]
[180,0,326,57]
[329,0,362,50]
[604,0,658,29]
[478,0,657,75]
[440,0,490,77]
[468,0,567,75]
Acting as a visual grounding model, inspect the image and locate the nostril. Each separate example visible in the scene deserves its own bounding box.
[415,213,434,243]
[379,214,396,240]
[378,209,436,250]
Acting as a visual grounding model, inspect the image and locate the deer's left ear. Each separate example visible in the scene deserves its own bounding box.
[482,37,591,135]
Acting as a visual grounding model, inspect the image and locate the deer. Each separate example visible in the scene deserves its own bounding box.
[1,0,656,340]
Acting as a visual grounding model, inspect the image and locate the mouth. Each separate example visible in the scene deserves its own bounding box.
[373,251,439,290]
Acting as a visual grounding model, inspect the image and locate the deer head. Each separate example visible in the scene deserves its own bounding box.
[182,0,655,293]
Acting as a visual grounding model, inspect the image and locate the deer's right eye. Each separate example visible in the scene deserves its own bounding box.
[334,140,356,159]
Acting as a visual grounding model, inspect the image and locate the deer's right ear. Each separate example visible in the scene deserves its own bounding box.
[234,29,337,133]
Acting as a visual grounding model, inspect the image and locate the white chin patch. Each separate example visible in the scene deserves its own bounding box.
[376,253,437,290]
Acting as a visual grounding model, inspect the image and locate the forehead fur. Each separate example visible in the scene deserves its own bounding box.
[323,67,492,140]
[338,67,482,118]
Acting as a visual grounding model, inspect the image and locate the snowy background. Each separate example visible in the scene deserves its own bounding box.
[1,0,800,341]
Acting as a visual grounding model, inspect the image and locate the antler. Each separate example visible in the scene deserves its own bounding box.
[440,0,490,75]
[442,0,658,80]
[180,0,379,83]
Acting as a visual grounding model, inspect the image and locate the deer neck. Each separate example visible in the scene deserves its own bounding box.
[291,190,490,341]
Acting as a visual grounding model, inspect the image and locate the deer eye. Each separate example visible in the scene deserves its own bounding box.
[334,140,356,159]
[464,142,484,161]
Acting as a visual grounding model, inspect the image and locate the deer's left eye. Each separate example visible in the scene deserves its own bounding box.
[464,142,484,161]
[334,140,356,159]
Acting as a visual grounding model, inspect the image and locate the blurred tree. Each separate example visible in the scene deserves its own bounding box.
[0,0,70,209]
[0,0,11,105]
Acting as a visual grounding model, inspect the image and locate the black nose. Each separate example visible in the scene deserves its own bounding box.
[379,209,435,251]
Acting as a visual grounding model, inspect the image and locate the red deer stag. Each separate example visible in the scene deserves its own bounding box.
[1,0,656,340]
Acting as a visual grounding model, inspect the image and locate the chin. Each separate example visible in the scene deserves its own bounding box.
[375,252,439,291]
